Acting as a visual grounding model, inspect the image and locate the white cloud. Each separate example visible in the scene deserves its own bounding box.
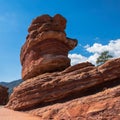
[69,39,120,65]
[86,39,120,57]
[68,54,87,65]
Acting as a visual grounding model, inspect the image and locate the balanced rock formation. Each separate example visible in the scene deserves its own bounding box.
[20,14,77,80]
[0,85,8,105]
[6,14,120,120]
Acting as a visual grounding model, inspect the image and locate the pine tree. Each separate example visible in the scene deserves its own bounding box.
[96,51,113,66]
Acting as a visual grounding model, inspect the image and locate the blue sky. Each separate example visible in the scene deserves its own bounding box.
[0,0,120,82]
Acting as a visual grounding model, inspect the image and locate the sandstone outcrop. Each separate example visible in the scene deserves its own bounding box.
[20,14,77,80]
[6,58,120,113]
[27,85,120,120]
[6,14,120,120]
[0,85,8,105]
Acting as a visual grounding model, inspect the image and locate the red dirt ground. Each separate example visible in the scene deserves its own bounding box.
[0,107,40,120]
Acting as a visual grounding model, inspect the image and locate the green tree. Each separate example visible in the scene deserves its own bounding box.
[96,51,113,65]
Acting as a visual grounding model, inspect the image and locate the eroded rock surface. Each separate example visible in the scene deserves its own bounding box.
[28,85,120,120]
[0,85,8,105]
[20,14,77,80]
[6,58,120,113]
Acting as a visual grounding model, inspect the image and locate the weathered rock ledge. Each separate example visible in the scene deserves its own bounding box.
[6,58,120,115]
[27,84,120,120]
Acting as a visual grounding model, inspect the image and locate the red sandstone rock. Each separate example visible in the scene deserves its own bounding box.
[28,14,66,33]
[20,14,77,80]
[28,85,120,120]
[6,58,120,111]
[0,85,8,105]
[98,58,120,81]
[6,14,120,119]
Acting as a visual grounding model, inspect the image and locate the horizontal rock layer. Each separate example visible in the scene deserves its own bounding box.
[0,85,8,105]
[21,39,72,80]
[28,85,120,120]
[6,58,120,111]
[21,31,77,64]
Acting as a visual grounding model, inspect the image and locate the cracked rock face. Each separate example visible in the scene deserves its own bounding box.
[20,14,77,80]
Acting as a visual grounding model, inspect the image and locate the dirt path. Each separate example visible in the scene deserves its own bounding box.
[0,107,40,120]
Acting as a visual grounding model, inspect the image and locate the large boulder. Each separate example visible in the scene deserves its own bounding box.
[20,14,77,80]
[6,58,120,112]
[0,85,8,105]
